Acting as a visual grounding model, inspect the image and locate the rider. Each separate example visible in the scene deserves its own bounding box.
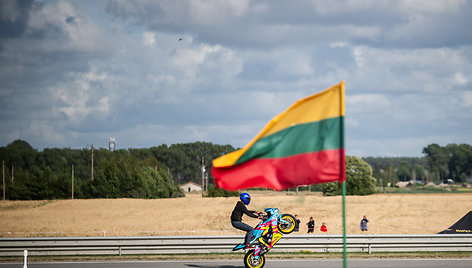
[231,192,259,248]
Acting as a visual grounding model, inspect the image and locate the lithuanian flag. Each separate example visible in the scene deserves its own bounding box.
[212,82,345,191]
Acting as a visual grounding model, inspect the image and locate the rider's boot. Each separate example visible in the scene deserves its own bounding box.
[232,243,246,251]
[232,242,255,251]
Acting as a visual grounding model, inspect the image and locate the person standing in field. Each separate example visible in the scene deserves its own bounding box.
[231,193,259,249]
[307,217,315,233]
[320,222,327,232]
[294,215,301,232]
[360,215,369,232]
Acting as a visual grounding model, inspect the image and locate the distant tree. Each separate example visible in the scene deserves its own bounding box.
[363,156,427,186]
[0,140,185,200]
[397,161,412,181]
[423,144,448,182]
[151,142,236,185]
[413,164,426,182]
[1,140,37,170]
[446,144,472,182]
[422,143,472,183]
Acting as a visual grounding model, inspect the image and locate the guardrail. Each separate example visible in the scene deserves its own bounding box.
[1,234,471,256]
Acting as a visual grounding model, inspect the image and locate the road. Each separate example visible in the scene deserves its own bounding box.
[2,258,472,268]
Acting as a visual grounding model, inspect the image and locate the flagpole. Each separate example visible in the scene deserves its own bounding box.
[340,81,347,268]
[342,180,347,268]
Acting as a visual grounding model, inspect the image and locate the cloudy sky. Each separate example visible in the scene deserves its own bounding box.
[1,0,471,157]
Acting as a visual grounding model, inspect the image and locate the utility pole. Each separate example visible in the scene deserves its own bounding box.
[71,164,74,200]
[2,160,5,200]
[91,144,94,181]
[201,156,205,197]
[11,165,14,183]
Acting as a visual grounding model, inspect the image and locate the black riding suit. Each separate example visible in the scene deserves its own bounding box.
[231,201,258,245]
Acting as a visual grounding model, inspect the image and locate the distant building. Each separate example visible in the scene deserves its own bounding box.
[396,181,414,187]
[396,180,424,188]
[109,137,116,151]
[179,182,202,193]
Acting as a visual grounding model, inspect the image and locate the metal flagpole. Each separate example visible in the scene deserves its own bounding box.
[340,81,347,268]
[342,180,347,268]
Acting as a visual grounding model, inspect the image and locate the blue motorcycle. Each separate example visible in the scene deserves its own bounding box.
[233,208,296,268]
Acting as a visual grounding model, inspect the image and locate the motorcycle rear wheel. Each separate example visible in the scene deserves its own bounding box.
[244,250,265,268]
[277,214,296,234]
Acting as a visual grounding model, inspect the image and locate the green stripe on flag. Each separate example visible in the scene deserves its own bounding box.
[236,116,344,164]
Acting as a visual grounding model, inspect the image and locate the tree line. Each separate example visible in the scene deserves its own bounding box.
[363,143,472,186]
[1,140,471,200]
[0,140,202,200]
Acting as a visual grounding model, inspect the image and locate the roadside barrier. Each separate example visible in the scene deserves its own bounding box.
[1,234,471,256]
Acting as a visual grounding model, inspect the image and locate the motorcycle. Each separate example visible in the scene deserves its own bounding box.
[232,208,296,268]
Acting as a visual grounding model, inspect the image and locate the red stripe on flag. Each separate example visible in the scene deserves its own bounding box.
[212,149,345,191]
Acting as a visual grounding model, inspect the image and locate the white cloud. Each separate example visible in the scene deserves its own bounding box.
[330,42,347,48]
[272,49,314,77]
[1,0,472,157]
[142,31,156,48]
[169,44,242,90]
[26,0,106,52]
[399,0,466,13]
[454,72,467,85]
[104,0,472,49]
[52,70,109,124]
[346,46,472,94]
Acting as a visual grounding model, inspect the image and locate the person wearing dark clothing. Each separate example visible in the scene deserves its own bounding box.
[360,215,369,232]
[307,217,315,233]
[230,199,257,222]
[294,215,301,232]
[231,193,259,247]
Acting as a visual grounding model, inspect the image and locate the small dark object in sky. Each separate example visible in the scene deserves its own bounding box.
[66,16,75,24]
[178,38,183,41]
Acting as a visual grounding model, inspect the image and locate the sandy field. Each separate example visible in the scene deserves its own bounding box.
[0,191,471,237]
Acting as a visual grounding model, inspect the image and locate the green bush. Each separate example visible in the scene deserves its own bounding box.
[322,155,376,196]
[206,185,239,197]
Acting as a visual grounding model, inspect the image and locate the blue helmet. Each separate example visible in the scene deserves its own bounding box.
[240,192,251,205]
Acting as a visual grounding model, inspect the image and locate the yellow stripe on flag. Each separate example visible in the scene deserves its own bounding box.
[213,82,344,168]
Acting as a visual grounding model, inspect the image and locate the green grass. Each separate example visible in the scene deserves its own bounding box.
[377,186,472,194]
[0,200,52,210]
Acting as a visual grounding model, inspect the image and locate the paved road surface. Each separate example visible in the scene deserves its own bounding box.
[2,258,472,268]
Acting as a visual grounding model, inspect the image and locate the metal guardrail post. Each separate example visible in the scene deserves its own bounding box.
[23,249,27,268]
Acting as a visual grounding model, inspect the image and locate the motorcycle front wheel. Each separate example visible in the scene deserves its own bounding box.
[277,214,296,234]
[244,250,265,268]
